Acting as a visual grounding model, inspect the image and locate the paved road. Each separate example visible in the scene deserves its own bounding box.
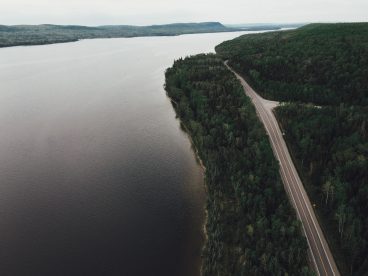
[225,61,340,276]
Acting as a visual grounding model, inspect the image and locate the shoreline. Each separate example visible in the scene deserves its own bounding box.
[0,29,243,49]
[165,54,313,275]
[168,97,208,276]
[0,27,289,49]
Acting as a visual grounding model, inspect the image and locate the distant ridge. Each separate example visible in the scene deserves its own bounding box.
[0,22,298,48]
[225,22,306,30]
[0,22,239,48]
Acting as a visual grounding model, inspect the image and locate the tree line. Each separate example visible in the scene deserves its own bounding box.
[216,23,368,106]
[165,54,313,275]
[276,104,368,275]
[216,23,368,275]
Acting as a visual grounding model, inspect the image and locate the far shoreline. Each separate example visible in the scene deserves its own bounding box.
[0,23,298,49]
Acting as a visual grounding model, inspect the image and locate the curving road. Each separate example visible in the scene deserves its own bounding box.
[225,61,340,276]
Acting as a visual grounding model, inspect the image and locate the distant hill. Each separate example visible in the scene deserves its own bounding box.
[225,22,306,31]
[0,22,240,48]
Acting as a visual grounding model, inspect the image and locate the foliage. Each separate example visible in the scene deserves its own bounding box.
[165,54,313,275]
[215,22,368,275]
[216,23,368,105]
[275,104,368,275]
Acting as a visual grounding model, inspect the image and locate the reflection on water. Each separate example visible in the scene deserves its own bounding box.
[0,31,256,276]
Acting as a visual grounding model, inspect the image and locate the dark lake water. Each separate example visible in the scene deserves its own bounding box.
[0,31,255,276]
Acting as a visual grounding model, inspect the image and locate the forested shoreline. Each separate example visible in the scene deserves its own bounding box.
[165,54,313,275]
[216,23,368,275]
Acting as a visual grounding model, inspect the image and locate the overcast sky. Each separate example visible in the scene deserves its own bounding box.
[1,0,367,26]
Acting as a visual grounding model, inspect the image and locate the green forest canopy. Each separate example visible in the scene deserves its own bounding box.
[275,104,368,275]
[165,54,313,275]
[216,23,368,105]
[216,23,368,275]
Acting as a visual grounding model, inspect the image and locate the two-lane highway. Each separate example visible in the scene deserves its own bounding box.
[225,61,340,276]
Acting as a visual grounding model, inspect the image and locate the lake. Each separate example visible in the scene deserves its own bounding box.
[0,31,259,276]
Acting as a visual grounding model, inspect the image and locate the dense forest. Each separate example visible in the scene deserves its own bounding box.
[216,23,368,105]
[216,23,368,275]
[276,104,368,275]
[165,54,313,275]
[0,22,238,48]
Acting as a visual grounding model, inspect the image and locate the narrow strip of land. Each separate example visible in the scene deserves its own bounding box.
[225,61,340,276]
